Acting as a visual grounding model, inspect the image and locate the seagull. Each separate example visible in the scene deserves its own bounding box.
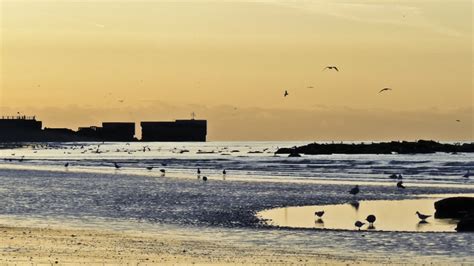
[197,168,201,175]
[463,170,470,178]
[323,66,339,72]
[159,169,166,174]
[223,169,227,175]
[366,215,376,225]
[355,221,365,230]
[146,166,153,171]
[202,176,208,181]
[397,181,406,189]
[416,211,431,221]
[349,185,360,195]
[314,210,325,218]
[379,88,392,93]
[114,162,121,169]
[284,90,289,97]
[64,162,69,168]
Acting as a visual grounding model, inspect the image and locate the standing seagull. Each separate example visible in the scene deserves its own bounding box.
[416,211,431,221]
[355,221,365,230]
[366,215,376,225]
[315,210,325,218]
[349,185,360,196]
[323,66,339,72]
[223,169,227,175]
[397,181,406,189]
[463,170,470,178]
[379,88,392,93]
[197,168,201,175]
[284,90,289,97]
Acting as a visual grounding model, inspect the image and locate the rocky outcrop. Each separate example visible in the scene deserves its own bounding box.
[276,140,474,155]
[434,197,474,219]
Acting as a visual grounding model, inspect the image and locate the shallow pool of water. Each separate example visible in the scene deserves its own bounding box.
[258,194,474,232]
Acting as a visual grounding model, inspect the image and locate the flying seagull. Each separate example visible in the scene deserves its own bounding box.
[379,88,392,93]
[284,90,289,97]
[323,66,339,72]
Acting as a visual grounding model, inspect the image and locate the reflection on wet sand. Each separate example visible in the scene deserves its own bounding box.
[258,195,474,232]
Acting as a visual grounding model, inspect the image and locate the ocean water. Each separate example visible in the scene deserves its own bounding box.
[1,141,474,262]
[0,141,472,185]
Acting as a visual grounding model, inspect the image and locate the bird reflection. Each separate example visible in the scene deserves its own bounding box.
[314,218,324,228]
[367,224,376,230]
[416,220,429,231]
[350,201,360,210]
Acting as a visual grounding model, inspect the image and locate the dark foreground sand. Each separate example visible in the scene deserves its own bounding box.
[0,226,370,265]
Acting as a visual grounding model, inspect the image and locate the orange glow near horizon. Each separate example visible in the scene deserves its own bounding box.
[1,0,472,140]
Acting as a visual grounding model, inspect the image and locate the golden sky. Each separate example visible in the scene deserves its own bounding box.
[1,0,472,140]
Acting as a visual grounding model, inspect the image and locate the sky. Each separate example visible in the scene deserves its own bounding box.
[0,0,472,140]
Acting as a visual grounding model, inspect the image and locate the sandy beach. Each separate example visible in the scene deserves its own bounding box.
[1,225,372,265]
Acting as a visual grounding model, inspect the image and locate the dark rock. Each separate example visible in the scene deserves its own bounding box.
[276,140,474,155]
[456,216,474,232]
[434,197,474,219]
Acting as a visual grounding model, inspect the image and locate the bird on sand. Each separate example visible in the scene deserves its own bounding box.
[314,210,325,218]
[416,211,431,221]
[323,66,339,72]
[284,90,289,97]
[146,166,153,171]
[463,170,470,178]
[397,181,406,189]
[379,88,392,93]
[355,221,365,230]
[197,168,201,175]
[202,176,208,181]
[114,162,121,169]
[366,215,376,225]
[349,185,360,195]
[223,169,227,175]
[456,120,461,122]
[159,169,166,174]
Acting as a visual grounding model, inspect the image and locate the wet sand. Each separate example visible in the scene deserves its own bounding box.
[1,168,474,264]
[0,226,362,265]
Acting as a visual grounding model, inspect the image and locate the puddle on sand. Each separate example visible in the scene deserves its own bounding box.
[258,194,474,232]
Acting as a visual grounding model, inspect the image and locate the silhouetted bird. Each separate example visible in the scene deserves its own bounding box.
[146,166,153,171]
[160,169,166,174]
[284,90,289,97]
[197,168,201,174]
[323,66,339,71]
[397,181,406,189]
[379,88,392,93]
[389,173,398,179]
[64,162,69,168]
[355,221,365,230]
[456,119,461,122]
[366,215,376,225]
[223,169,226,175]
[463,170,470,178]
[202,176,208,181]
[314,211,325,218]
[349,185,360,195]
[161,163,167,166]
[416,211,431,221]
[398,174,403,179]
[114,162,121,169]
